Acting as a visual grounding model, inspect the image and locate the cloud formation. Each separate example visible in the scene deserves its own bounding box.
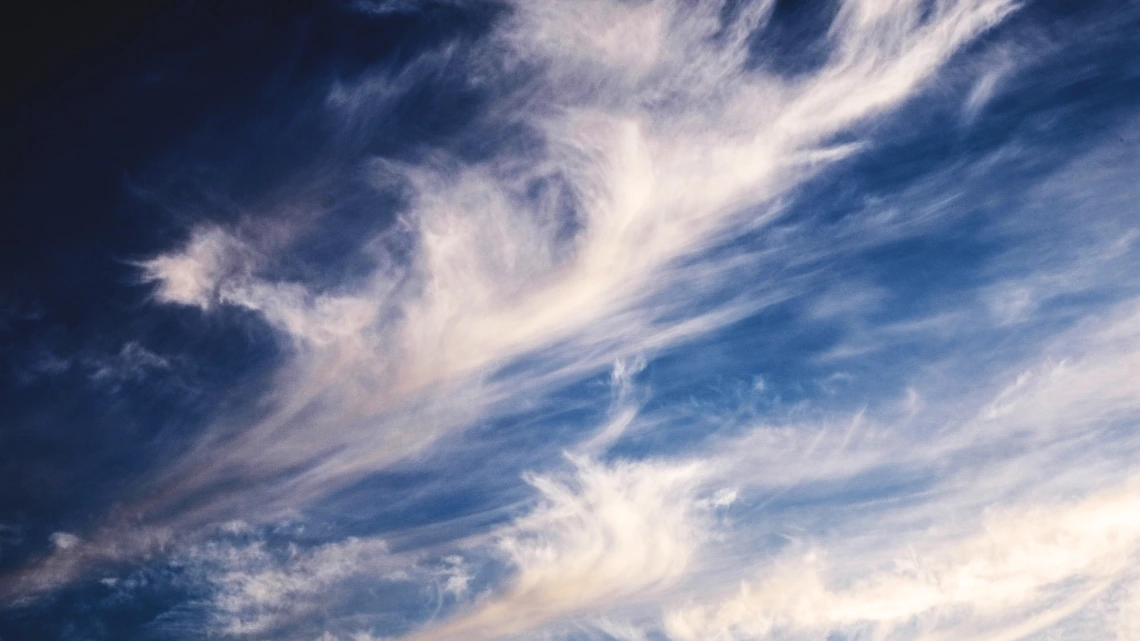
[404,456,725,640]
[666,479,1140,641]
[7,1,1140,640]
[127,0,1021,533]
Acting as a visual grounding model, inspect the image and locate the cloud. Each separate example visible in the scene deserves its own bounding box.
[140,226,251,309]
[1113,579,1140,640]
[634,289,1140,641]
[2,0,1033,612]
[12,2,1140,640]
[387,288,1140,640]
[402,455,726,640]
[182,533,401,637]
[88,341,171,386]
[49,532,80,551]
[664,479,1140,641]
[0,525,174,606]
[130,0,1018,513]
[577,356,646,456]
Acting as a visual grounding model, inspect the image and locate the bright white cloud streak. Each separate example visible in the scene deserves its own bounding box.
[400,455,727,641]
[665,479,1140,641]
[132,0,1019,523]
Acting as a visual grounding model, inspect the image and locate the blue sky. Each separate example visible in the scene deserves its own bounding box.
[3,1,1140,639]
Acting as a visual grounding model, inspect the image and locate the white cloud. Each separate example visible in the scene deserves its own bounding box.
[129,0,1020,521]
[664,479,1140,641]
[1114,579,1140,640]
[0,526,174,605]
[49,532,80,551]
[184,534,401,636]
[402,456,725,641]
[438,555,472,598]
[577,356,646,456]
[8,0,1034,611]
[11,5,1140,641]
[636,292,1140,641]
[140,226,250,309]
[151,0,1023,381]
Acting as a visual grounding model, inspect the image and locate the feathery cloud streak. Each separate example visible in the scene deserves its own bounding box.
[129,0,1020,530]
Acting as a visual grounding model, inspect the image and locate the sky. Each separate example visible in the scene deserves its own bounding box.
[2,0,1140,639]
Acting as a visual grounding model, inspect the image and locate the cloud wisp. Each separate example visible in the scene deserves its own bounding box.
[402,455,725,641]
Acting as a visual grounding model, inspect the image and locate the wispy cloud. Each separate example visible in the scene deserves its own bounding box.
[402,455,726,641]
[371,292,1140,641]
[182,531,402,637]
[121,0,1020,532]
[88,341,171,387]
[665,479,1140,641]
[15,3,1140,640]
[6,0,1027,604]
